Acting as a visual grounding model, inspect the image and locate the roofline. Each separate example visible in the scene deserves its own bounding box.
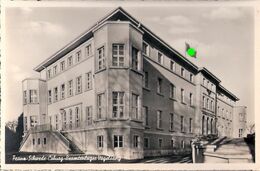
[34,7,198,72]
[34,7,122,72]
[199,67,221,83]
[218,84,239,101]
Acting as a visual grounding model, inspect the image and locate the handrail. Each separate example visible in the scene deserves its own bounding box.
[52,131,70,149]
[65,133,84,151]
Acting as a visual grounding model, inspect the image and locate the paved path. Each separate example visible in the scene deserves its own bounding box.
[134,154,192,163]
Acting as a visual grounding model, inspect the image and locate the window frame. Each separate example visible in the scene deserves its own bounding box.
[86,106,93,126]
[97,46,106,71]
[76,76,82,94]
[112,91,125,118]
[131,46,139,70]
[157,78,162,94]
[132,93,140,120]
[85,71,92,91]
[113,135,123,148]
[60,83,65,100]
[157,110,162,129]
[112,44,125,67]
[97,93,105,120]
[68,80,73,97]
[97,135,104,148]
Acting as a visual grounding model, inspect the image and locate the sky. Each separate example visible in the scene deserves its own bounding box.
[4,4,254,124]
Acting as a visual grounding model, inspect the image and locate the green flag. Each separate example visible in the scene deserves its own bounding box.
[185,42,197,58]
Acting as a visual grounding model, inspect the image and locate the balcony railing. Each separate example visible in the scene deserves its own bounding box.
[30,124,53,133]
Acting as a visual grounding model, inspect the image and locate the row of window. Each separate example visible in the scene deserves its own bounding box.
[32,137,47,145]
[153,110,193,133]
[143,42,194,83]
[47,43,93,79]
[23,90,38,104]
[217,106,232,120]
[202,96,215,111]
[24,115,38,131]
[96,134,188,149]
[202,77,214,91]
[48,72,92,104]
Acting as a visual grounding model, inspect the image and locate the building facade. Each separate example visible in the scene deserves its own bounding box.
[19,7,247,159]
[233,106,247,138]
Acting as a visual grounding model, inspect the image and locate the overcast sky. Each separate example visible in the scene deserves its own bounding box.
[4,4,254,124]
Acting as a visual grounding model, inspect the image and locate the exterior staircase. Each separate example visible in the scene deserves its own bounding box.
[203,137,254,163]
[60,132,84,154]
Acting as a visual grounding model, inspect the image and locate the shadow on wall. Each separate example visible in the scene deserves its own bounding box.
[5,113,24,153]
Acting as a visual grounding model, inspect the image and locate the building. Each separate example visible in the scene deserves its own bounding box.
[19,7,247,159]
[233,106,247,138]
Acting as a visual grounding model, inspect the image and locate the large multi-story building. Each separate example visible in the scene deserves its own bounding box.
[19,7,247,159]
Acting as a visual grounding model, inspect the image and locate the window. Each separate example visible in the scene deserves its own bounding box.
[132,47,139,70]
[86,44,92,57]
[112,92,125,118]
[157,52,163,64]
[239,129,243,137]
[63,110,67,129]
[112,44,124,67]
[132,94,139,119]
[157,78,162,94]
[158,138,162,148]
[29,90,38,103]
[30,116,37,128]
[24,117,27,131]
[54,87,58,102]
[55,115,58,130]
[61,84,65,100]
[181,89,185,103]
[86,106,92,125]
[43,138,47,145]
[181,116,184,132]
[144,106,149,126]
[114,135,123,148]
[144,138,149,148]
[68,80,73,96]
[211,83,214,91]
[181,140,185,149]
[206,98,209,109]
[60,61,65,71]
[32,138,35,145]
[133,135,140,148]
[75,107,80,127]
[189,118,192,133]
[76,50,82,63]
[97,46,105,70]
[207,81,210,88]
[85,72,92,91]
[144,71,149,88]
[97,93,105,119]
[76,76,82,94]
[69,109,72,129]
[170,60,175,71]
[97,135,104,148]
[23,91,27,104]
[47,69,51,79]
[239,113,243,121]
[170,83,176,99]
[48,90,52,104]
[170,113,174,131]
[142,42,149,56]
[189,93,193,106]
[68,56,73,67]
[53,65,57,75]
[190,74,193,82]
[157,110,162,129]
[38,138,40,145]
[211,100,214,111]
[181,67,185,77]
[203,78,205,86]
[203,96,205,108]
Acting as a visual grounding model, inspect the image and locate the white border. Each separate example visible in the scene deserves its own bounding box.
[1,0,260,170]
